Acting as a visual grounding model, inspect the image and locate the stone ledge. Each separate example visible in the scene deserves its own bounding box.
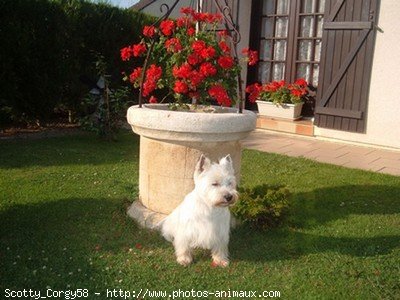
[127,201,167,230]
[127,104,257,142]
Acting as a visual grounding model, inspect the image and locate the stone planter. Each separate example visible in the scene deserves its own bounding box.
[256,100,303,120]
[126,104,257,228]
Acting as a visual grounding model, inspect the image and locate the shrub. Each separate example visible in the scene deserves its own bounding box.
[0,0,153,127]
[0,0,67,125]
[232,185,291,230]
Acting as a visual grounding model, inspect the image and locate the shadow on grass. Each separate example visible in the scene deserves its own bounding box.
[231,184,400,262]
[0,130,139,169]
[1,184,399,280]
[290,184,400,227]
[231,228,400,263]
[0,197,166,290]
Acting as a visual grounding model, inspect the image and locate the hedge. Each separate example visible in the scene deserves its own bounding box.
[0,0,152,126]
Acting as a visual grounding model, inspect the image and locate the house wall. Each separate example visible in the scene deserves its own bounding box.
[314,0,400,150]
[236,0,252,88]
[139,0,191,19]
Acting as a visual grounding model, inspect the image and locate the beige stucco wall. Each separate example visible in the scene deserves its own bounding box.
[314,1,400,149]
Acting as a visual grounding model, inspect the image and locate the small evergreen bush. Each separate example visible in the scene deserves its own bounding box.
[232,185,291,230]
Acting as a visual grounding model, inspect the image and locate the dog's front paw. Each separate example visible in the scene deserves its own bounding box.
[177,255,193,266]
[211,259,229,268]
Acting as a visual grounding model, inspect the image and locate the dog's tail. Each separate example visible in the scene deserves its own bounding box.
[154,217,165,231]
[157,216,175,242]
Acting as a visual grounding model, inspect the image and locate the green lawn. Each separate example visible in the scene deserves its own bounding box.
[1,131,399,299]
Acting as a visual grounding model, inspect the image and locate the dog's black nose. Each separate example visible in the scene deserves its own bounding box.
[224,194,233,202]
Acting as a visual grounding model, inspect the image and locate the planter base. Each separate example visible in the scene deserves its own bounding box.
[139,136,241,215]
[127,200,166,230]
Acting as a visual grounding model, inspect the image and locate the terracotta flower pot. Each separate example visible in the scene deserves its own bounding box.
[126,104,256,228]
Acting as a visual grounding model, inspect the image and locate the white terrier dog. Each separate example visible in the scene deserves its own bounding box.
[161,154,238,267]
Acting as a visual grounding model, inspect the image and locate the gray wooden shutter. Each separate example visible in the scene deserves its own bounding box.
[314,0,379,133]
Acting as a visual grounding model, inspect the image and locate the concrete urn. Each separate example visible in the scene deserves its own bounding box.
[126,104,256,228]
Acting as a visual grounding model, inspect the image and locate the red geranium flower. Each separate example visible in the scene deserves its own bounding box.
[189,70,204,87]
[200,46,216,60]
[289,82,307,97]
[132,43,146,57]
[242,48,258,66]
[206,13,222,23]
[165,38,182,53]
[129,67,142,83]
[219,41,230,54]
[142,79,156,97]
[180,6,195,15]
[149,96,158,103]
[176,17,192,28]
[192,40,207,54]
[264,80,285,92]
[142,64,162,97]
[218,56,234,69]
[172,63,192,79]
[192,12,208,22]
[208,84,231,107]
[120,46,132,61]
[193,12,222,24]
[143,25,156,38]
[187,53,201,66]
[294,78,308,87]
[199,62,217,77]
[160,19,175,36]
[277,80,286,88]
[290,89,304,97]
[217,30,229,37]
[173,80,189,94]
[146,64,162,81]
[187,27,196,36]
[248,50,259,66]
[245,83,262,103]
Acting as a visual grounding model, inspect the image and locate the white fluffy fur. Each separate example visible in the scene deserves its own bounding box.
[161,154,238,267]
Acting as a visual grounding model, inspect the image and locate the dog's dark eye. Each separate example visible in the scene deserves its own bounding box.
[212,182,220,187]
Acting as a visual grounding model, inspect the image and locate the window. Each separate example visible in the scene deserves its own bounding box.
[256,0,325,87]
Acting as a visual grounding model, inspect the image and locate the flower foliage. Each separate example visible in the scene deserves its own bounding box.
[120,7,258,107]
[246,79,309,106]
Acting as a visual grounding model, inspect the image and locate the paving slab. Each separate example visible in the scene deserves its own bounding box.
[243,130,400,176]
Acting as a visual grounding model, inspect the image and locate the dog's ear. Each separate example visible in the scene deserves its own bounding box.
[219,154,234,174]
[194,154,211,178]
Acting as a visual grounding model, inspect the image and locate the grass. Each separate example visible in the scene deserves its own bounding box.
[0,130,399,299]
